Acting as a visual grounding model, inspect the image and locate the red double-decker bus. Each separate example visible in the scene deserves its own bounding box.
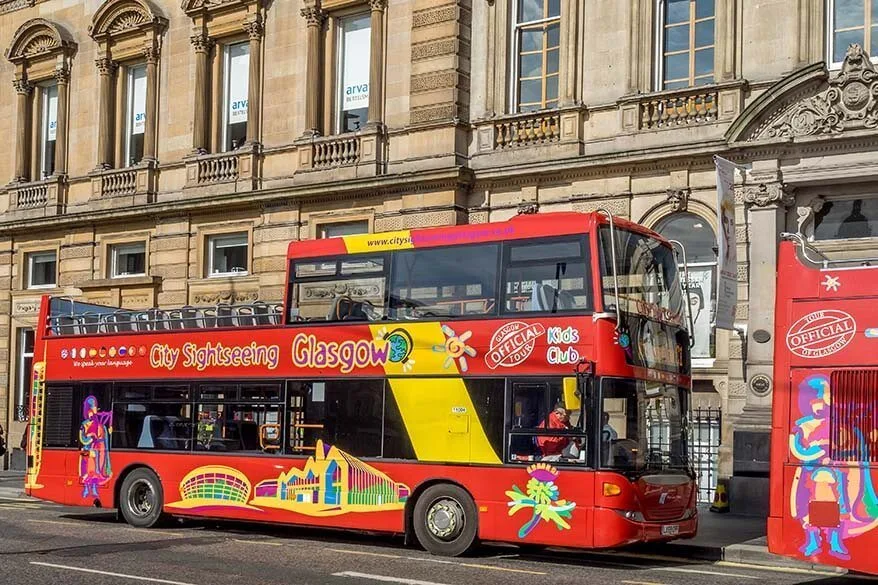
[26,211,696,556]
[770,234,878,574]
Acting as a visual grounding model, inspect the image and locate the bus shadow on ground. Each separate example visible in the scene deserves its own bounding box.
[54,512,873,581]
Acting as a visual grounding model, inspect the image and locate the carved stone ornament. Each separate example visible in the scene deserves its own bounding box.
[763,44,878,139]
[665,188,690,212]
[796,195,825,237]
[189,32,213,52]
[11,78,32,95]
[743,182,794,208]
[517,202,539,215]
[300,6,326,27]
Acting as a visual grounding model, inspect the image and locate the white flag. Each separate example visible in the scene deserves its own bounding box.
[714,155,738,330]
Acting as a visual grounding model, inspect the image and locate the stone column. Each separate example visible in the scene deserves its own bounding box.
[143,47,160,162]
[191,33,213,154]
[13,78,32,182]
[52,67,70,176]
[95,57,118,169]
[244,17,263,146]
[558,0,578,106]
[301,6,325,136]
[366,0,386,127]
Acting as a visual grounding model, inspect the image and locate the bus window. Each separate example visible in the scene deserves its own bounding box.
[599,228,683,323]
[112,402,192,451]
[507,380,587,464]
[599,379,689,471]
[288,380,383,458]
[292,255,386,321]
[389,244,499,319]
[502,238,591,313]
[195,403,280,453]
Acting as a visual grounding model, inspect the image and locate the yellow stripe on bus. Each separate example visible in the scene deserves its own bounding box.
[343,230,414,254]
[368,322,501,465]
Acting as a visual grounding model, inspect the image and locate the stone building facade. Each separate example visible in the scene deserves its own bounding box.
[1,0,877,511]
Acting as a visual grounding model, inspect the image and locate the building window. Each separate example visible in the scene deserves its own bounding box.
[512,0,560,112]
[39,84,58,178]
[656,212,717,359]
[319,221,369,238]
[829,0,878,66]
[223,42,250,151]
[207,233,249,277]
[337,14,371,133]
[110,242,147,278]
[814,197,878,240]
[15,328,34,422]
[658,0,715,90]
[125,64,147,166]
[26,251,57,289]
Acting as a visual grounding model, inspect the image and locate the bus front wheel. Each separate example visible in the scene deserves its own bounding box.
[119,468,165,528]
[412,484,478,557]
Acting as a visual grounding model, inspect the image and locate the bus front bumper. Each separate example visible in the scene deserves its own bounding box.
[592,507,698,548]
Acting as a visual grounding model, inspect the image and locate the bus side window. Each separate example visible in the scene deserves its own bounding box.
[195,382,282,453]
[502,238,591,314]
[507,380,586,465]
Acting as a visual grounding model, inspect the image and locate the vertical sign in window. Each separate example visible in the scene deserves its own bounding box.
[337,14,371,133]
[831,0,877,65]
[41,84,58,178]
[126,64,147,165]
[660,0,715,90]
[16,328,34,422]
[513,0,561,112]
[27,251,57,288]
[223,43,250,151]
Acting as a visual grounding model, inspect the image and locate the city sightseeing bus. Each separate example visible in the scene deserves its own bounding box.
[25,211,696,556]
[770,233,878,574]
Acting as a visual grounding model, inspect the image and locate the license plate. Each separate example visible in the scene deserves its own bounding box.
[661,524,679,536]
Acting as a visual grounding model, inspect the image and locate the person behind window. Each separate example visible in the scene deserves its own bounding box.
[537,406,573,459]
[602,412,618,443]
[836,199,873,239]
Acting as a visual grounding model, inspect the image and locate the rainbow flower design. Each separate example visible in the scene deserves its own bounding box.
[432,325,476,372]
[506,463,576,538]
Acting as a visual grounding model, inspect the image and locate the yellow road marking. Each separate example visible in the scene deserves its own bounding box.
[233,539,284,547]
[716,561,848,577]
[27,519,78,526]
[328,548,402,559]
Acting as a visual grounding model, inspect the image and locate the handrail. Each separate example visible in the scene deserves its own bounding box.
[596,208,622,331]
[782,232,878,268]
[669,239,696,349]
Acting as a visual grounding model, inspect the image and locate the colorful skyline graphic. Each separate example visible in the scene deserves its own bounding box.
[251,440,409,516]
[167,465,261,511]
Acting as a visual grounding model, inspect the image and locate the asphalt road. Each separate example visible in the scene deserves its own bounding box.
[0,490,871,585]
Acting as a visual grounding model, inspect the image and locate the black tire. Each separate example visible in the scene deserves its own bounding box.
[412,484,478,557]
[118,468,165,528]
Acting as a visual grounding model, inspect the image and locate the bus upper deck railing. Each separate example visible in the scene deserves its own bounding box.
[783,232,878,268]
[47,300,284,336]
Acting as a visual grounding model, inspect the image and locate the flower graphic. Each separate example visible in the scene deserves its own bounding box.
[432,325,477,372]
[506,463,576,538]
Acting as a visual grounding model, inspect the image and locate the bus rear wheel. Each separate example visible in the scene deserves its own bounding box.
[413,484,478,557]
[119,468,165,528]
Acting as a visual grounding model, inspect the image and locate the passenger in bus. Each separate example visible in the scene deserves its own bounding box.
[537,407,580,461]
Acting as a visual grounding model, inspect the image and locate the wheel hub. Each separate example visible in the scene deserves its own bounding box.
[426,498,464,540]
[128,479,154,517]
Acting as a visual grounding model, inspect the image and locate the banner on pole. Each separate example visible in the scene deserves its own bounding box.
[714,155,738,331]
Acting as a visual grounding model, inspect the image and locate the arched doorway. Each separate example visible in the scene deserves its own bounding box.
[655,212,717,360]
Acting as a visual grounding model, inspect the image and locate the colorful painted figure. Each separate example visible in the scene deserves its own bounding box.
[506,463,576,538]
[790,375,878,560]
[79,395,112,497]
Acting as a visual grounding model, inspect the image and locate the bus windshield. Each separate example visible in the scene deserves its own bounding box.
[600,228,684,326]
[600,378,689,474]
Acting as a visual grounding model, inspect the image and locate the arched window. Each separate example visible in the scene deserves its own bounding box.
[655,212,716,359]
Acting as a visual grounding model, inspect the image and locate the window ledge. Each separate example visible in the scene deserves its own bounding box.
[79,276,161,290]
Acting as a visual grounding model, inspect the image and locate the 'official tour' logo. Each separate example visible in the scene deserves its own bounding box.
[486,321,546,369]
[786,310,856,359]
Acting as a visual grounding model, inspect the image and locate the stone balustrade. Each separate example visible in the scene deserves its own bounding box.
[15,182,48,208]
[493,111,561,149]
[100,167,138,197]
[313,134,361,169]
[619,81,747,133]
[196,151,239,184]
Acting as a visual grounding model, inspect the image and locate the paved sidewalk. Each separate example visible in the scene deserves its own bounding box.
[638,505,844,573]
[0,470,24,498]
